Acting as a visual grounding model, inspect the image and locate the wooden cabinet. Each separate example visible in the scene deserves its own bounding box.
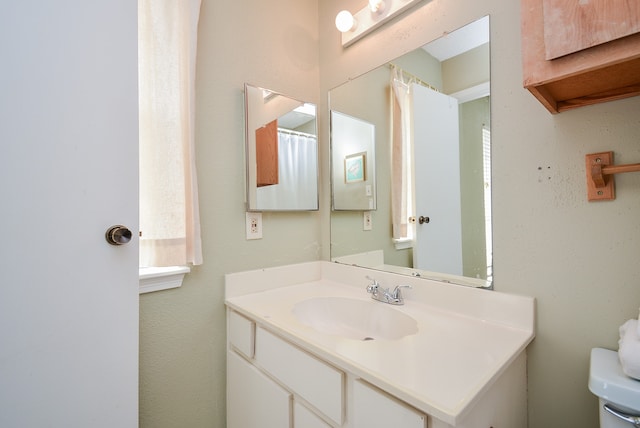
[522,0,640,113]
[255,119,278,187]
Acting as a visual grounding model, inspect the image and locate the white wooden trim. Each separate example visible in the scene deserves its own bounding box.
[139,266,190,294]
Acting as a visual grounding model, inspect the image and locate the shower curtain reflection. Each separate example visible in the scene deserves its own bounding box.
[256,130,318,210]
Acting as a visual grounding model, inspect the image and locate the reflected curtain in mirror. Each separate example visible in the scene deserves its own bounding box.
[390,66,414,242]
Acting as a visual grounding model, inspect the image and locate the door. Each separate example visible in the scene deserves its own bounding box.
[0,2,139,427]
[412,84,463,275]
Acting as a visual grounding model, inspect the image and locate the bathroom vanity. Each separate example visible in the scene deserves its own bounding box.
[225,261,535,428]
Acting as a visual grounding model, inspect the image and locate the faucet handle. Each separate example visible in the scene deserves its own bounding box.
[391,284,412,300]
[366,276,379,293]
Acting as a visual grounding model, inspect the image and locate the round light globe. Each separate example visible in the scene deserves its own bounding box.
[368,0,385,13]
[335,10,356,32]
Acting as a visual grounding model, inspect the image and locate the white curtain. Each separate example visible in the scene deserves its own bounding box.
[256,131,318,210]
[138,0,203,267]
[390,67,414,241]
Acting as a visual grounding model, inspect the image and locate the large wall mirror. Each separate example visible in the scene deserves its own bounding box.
[330,16,492,288]
[245,83,319,211]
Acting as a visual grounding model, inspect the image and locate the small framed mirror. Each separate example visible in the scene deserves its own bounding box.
[244,83,319,211]
[331,111,377,211]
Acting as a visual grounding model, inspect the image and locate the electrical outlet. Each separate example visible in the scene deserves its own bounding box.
[363,211,372,231]
[246,212,263,240]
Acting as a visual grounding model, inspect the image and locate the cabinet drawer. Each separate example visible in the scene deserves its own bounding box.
[255,326,344,425]
[228,310,254,359]
[353,379,426,428]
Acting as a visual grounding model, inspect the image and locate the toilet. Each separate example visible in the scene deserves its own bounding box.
[589,348,640,427]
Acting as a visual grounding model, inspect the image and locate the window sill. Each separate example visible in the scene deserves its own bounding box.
[139,266,190,294]
[393,238,413,250]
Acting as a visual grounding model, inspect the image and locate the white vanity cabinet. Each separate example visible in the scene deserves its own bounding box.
[225,261,535,428]
[227,309,430,428]
[227,310,341,428]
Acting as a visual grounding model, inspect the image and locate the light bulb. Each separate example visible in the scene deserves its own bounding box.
[335,10,357,33]
[368,0,386,13]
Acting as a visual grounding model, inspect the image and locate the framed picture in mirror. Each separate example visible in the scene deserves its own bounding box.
[345,152,366,183]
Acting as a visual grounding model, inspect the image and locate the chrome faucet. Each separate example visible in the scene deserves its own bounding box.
[366,276,412,305]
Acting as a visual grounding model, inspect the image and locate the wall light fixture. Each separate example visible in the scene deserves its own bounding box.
[368,0,386,13]
[335,0,422,47]
[335,10,358,33]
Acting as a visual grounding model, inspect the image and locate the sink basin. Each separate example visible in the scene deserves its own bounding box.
[292,297,418,341]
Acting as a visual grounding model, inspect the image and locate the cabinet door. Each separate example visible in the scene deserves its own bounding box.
[228,310,255,359]
[256,327,344,425]
[227,351,291,428]
[352,380,426,428]
[294,401,332,428]
[542,0,640,59]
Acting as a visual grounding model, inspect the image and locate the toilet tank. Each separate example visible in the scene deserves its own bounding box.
[589,348,640,427]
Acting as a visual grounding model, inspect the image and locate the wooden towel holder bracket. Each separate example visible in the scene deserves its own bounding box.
[586,151,640,201]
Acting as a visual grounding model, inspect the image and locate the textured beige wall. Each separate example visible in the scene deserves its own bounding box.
[138,0,640,427]
[139,0,320,427]
[319,1,640,428]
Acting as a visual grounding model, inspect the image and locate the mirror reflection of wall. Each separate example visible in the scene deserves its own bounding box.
[329,16,492,288]
[245,84,319,211]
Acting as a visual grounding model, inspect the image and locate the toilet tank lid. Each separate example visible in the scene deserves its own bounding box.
[589,348,640,411]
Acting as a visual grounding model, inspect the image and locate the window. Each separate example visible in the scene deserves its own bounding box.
[138,0,203,291]
[482,126,492,282]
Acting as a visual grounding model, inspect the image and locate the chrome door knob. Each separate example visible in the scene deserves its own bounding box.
[105,225,133,245]
[418,216,430,224]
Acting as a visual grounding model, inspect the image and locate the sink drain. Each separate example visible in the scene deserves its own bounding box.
[362,337,375,341]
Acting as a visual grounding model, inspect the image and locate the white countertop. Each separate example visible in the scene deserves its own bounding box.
[225,261,535,425]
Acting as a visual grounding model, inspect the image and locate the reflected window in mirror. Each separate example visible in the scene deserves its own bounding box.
[244,84,319,211]
[329,16,492,289]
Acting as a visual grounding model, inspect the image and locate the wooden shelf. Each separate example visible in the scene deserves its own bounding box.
[522,0,640,114]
